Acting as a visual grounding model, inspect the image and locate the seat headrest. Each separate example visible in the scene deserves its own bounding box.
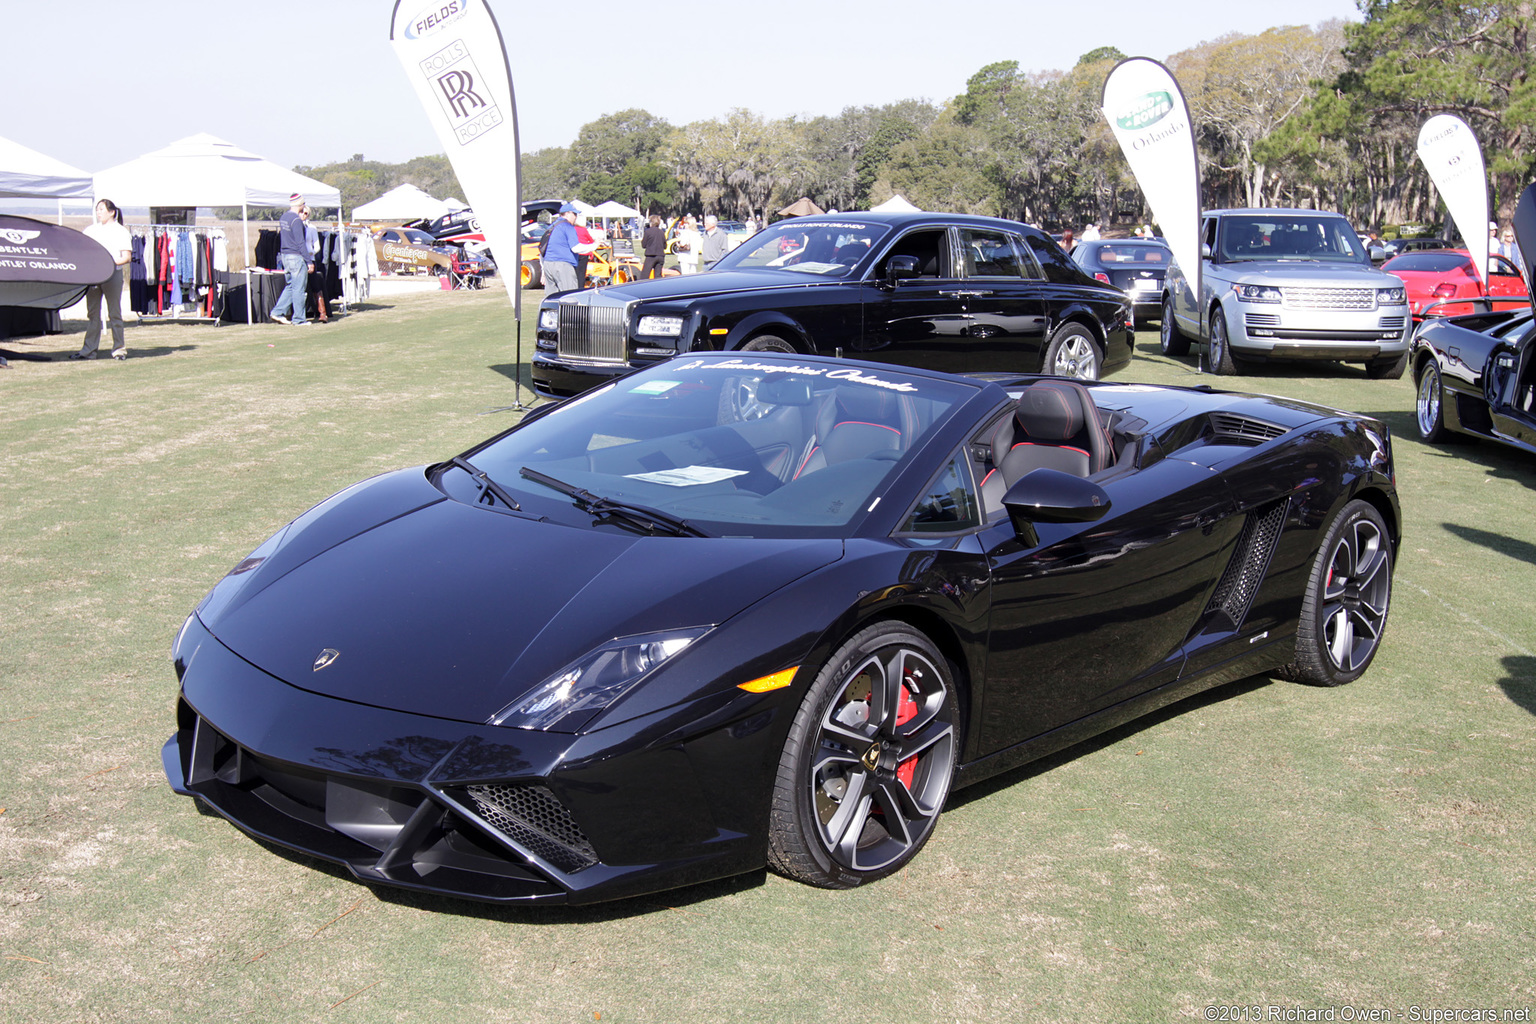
[1015,381,1085,441]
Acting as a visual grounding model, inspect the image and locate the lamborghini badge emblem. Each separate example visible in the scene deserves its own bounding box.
[313,649,340,671]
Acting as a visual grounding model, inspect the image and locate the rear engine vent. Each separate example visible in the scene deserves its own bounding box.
[467,783,597,874]
[1209,412,1287,445]
[1205,498,1289,627]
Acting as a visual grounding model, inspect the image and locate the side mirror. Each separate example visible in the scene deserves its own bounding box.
[1201,242,1212,259]
[1002,468,1112,544]
[1368,245,1386,264]
[885,255,921,286]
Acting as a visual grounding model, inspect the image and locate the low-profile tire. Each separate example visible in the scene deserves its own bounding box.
[1280,499,1393,687]
[740,333,796,354]
[1415,361,1458,443]
[1043,323,1101,380]
[1160,297,1190,357]
[767,621,958,889]
[1365,351,1408,380]
[1208,308,1241,375]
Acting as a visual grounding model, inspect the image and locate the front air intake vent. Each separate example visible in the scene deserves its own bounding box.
[1209,412,1287,445]
[466,783,597,873]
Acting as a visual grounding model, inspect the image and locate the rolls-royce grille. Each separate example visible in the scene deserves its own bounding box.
[1282,287,1375,311]
[557,303,628,363]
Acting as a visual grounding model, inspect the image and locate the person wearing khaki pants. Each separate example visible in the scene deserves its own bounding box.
[75,198,132,360]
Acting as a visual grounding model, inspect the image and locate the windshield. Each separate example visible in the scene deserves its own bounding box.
[1221,216,1368,263]
[449,355,973,538]
[711,220,893,278]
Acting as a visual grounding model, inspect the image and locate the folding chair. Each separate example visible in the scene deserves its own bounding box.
[449,257,483,289]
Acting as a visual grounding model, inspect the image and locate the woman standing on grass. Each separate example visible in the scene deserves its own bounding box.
[74,199,132,360]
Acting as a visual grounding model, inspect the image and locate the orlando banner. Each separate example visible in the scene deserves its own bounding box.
[1100,58,1202,305]
[390,0,522,320]
[1415,114,1489,288]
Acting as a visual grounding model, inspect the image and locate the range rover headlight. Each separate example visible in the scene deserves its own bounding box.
[538,307,560,331]
[489,626,713,731]
[636,315,684,337]
[1235,283,1282,303]
[1377,286,1407,305]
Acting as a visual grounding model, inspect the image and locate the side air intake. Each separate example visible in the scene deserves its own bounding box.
[1205,498,1289,628]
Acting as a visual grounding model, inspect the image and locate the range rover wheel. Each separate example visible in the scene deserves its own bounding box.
[1208,308,1240,375]
[1043,323,1101,380]
[1281,499,1393,687]
[1160,297,1190,356]
[768,622,957,888]
[1365,351,1408,379]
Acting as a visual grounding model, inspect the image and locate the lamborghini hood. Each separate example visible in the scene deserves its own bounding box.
[196,468,841,723]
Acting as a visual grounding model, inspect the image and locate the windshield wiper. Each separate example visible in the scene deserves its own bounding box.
[450,456,521,511]
[519,466,709,537]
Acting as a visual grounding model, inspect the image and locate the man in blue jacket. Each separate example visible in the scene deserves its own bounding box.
[269,193,313,325]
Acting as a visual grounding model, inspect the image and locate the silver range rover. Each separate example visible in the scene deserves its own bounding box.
[1160,208,1411,378]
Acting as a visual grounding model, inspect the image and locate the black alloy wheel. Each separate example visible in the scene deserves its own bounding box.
[768,622,958,888]
[1282,499,1393,687]
[1160,297,1190,357]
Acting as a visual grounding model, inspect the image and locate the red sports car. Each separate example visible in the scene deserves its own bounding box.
[1382,249,1528,321]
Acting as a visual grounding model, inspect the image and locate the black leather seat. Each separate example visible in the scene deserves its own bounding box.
[981,380,1112,508]
[795,388,907,478]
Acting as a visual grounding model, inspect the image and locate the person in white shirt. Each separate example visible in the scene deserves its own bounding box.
[75,198,133,360]
[674,214,702,274]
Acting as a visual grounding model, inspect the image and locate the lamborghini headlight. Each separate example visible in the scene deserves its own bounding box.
[489,626,713,731]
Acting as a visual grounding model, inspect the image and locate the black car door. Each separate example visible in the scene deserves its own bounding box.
[977,458,1239,755]
[1488,318,1536,447]
[857,227,969,369]
[952,227,1050,373]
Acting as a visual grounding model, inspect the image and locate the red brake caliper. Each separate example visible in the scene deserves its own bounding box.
[895,683,919,791]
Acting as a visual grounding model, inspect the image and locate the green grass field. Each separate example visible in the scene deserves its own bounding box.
[2,285,1533,1023]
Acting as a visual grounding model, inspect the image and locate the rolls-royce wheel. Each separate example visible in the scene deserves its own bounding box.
[740,334,796,354]
[1160,297,1190,357]
[1208,308,1241,375]
[1043,323,1101,380]
[768,622,958,888]
[1281,499,1393,687]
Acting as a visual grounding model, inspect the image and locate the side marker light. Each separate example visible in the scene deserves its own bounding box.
[738,667,798,692]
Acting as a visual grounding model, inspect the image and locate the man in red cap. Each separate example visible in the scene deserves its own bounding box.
[268,193,313,325]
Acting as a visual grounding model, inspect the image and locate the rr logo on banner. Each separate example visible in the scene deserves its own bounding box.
[419,40,504,145]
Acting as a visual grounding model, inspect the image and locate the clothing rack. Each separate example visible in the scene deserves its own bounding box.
[129,224,229,324]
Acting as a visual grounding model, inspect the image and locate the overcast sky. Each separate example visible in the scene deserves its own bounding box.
[8,0,1361,173]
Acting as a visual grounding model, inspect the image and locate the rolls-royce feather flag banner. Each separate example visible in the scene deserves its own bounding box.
[1416,114,1489,288]
[390,0,521,318]
[1101,58,1202,303]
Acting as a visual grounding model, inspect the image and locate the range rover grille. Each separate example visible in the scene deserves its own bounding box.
[1281,287,1375,311]
[557,302,628,362]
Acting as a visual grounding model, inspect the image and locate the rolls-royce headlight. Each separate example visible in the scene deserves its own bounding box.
[637,315,684,337]
[538,307,559,331]
[1377,286,1406,305]
[1236,283,1282,303]
[489,627,713,731]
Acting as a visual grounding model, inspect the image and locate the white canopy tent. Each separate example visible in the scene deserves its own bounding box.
[92,134,341,324]
[351,183,451,222]
[871,194,921,213]
[1,136,93,228]
[591,200,641,220]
